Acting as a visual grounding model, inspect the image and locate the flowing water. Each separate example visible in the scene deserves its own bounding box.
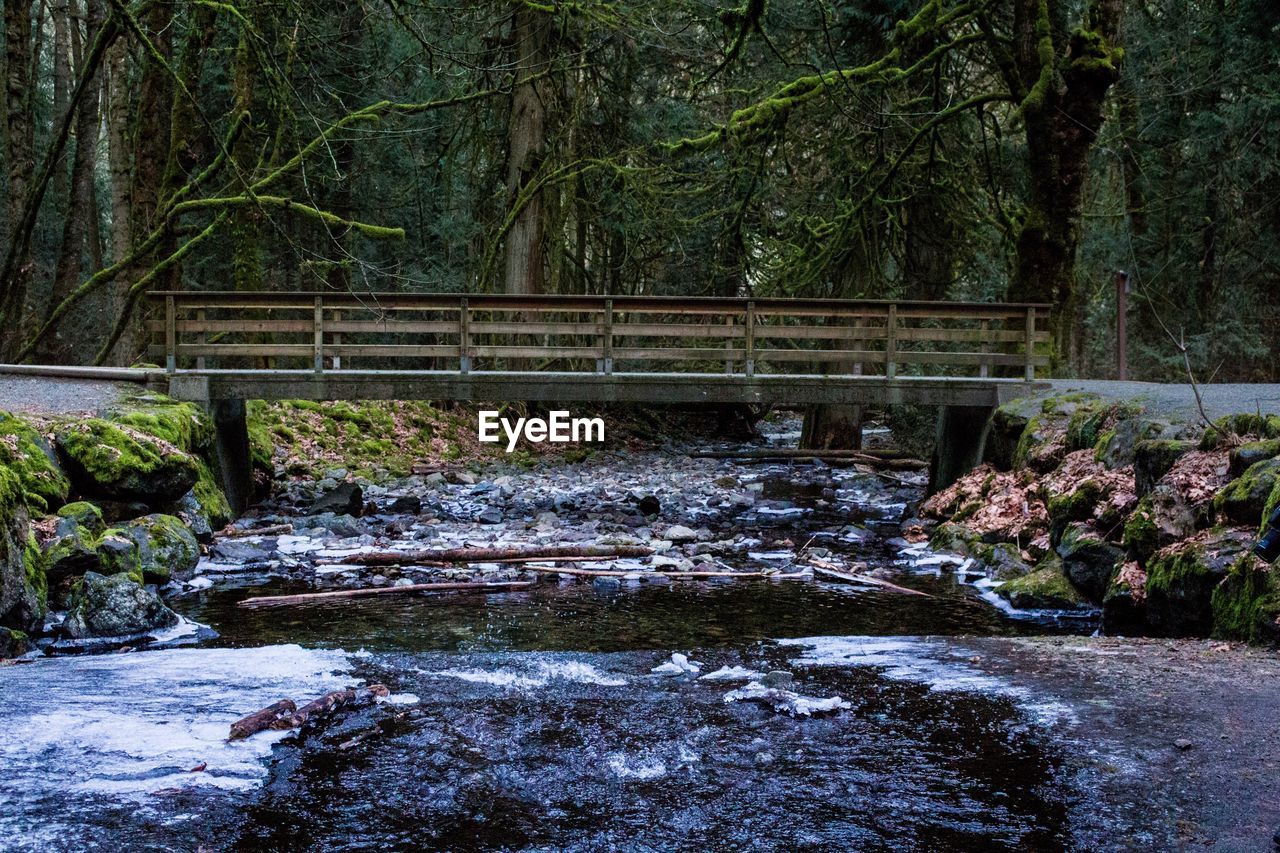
[0,417,1120,851]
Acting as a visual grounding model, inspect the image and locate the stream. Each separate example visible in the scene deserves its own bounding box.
[0,415,1187,851]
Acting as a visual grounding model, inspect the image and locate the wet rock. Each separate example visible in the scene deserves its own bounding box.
[95,531,142,580]
[45,502,106,583]
[1134,439,1198,497]
[299,512,361,538]
[998,557,1086,610]
[61,571,178,639]
[475,508,504,525]
[1215,459,1280,526]
[1056,523,1123,602]
[1,627,30,658]
[665,525,697,543]
[118,514,200,583]
[170,492,214,543]
[1101,561,1149,635]
[977,542,1035,581]
[448,471,477,485]
[759,671,793,688]
[55,418,199,505]
[1229,440,1280,478]
[1144,529,1255,637]
[211,539,275,563]
[637,495,661,516]
[388,495,423,515]
[310,482,364,517]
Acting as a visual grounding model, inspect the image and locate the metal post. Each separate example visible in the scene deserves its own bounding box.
[978,318,990,378]
[744,300,755,377]
[885,303,897,380]
[165,295,176,373]
[313,296,324,373]
[1115,270,1129,381]
[458,297,471,373]
[1024,306,1036,381]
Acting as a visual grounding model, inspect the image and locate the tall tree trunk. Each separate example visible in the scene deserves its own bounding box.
[3,0,35,353]
[42,0,105,363]
[1005,0,1124,373]
[502,6,550,295]
[105,37,131,264]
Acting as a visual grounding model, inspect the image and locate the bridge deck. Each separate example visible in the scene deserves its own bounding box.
[143,292,1052,407]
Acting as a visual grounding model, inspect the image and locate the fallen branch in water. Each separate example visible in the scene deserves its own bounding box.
[237,580,535,608]
[807,559,931,597]
[521,564,809,579]
[228,699,296,740]
[323,544,655,567]
[219,522,295,539]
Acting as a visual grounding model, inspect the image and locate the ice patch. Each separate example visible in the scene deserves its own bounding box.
[697,665,763,682]
[429,658,627,690]
[651,652,701,676]
[0,644,352,836]
[605,752,667,781]
[777,636,1076,726]
[722,681,850,716]
[377,692,421,705]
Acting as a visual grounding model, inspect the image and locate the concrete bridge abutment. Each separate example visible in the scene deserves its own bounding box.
[929,405,995,494]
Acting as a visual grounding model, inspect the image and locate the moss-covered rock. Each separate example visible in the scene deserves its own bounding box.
[1093,416,1172,470]
[107,395,213,454]
[1102,561,1148,635]
[119,514,199,583]
[975,542,1034,580]
[61,571,178,639]
[1144,528,1254,637]
[1121,486,1198,564]
[998,558,1087,610]
[929,521,980,556]
[0,466,42,633]
[1,627,30,658]
[56,419,199,505]
[44,509,103,583]
[1056,522,1123,603]
[1047,479,1102,544]
[56,500,105,534]
[1133,438,1197,497]
[1215,458,1280,527]
[1199,413,1280,450]
[1211,556,1280,645]
[94,529,143,583]
[190,459,232,528]
[1065,400,1142,455]
[984,396,1041,471]
[1228,439,1280,478]
[0,410,70,513]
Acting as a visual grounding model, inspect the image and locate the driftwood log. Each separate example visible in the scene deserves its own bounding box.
[238,580,535,609]
[807,560,931,597]
[522,565,809,579]
[690,450,927,470]
[228,699,296,740]
[219,522,295,539]
[325,544,655,567]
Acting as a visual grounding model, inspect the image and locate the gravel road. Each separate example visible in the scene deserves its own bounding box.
[0,375,139,417]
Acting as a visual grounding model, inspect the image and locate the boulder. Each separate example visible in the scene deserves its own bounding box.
[1215,458,1280,526]
[0,410,70,513]
[1056,522,1123,602]
[119,514,200,583]
[1122,489,1196,563]
[61,571,178,639]
[298,512,361,538]
[44,505,104,583]
[1228,439,1280,478]
[1133,439,1197,497]
[998,559,1087,610]
[95,530,142,581]
[1211,555,1280,645]
[0,467,44,633]
[1102,561,1148,636]
[983,396,1041,471]
[1144,528,1255,637]
[309,482,364,517]
[977,542,1034,581]
[56,419,199,504]
[1,627,30,659]
[665,525,698,543]
[388,495,423,515]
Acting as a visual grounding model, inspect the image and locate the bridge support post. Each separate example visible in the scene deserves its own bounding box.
[207,398,254,517]
[929,405,994,494]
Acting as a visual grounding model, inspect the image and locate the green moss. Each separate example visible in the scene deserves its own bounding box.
[999,563,1086,610]
[56,419,199,502]
[23,531,47,614]
[1212,556,1280,644]
[1049,480,1102,526]
[0,410,71,512]
[108,396,213,454]
[57,500,104,531]
[192,459,232,528]
[1200,413,1280,450]
[95,529,143,584]
[1122,498,1158,560]
[1214,458,1280,527]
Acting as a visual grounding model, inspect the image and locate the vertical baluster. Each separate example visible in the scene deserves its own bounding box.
[744,301,755,377]
[602,298,613,374]
[1024,306,1036,380]
[332,309,342,370]
[165,295,176,372]
[978,318,990,378]
[724,314,734,374]
[885,303,898,379]
[313,296,324,373]
[465,295,476,371]
[195,308,206,371]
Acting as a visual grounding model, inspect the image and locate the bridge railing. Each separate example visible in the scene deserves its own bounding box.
[146,292,1052,380]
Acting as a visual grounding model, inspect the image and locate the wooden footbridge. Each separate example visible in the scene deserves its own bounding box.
[145,292,1051,408]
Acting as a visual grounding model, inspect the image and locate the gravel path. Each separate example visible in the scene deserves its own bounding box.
[1045,380,1280,421]
[0,375,140,417]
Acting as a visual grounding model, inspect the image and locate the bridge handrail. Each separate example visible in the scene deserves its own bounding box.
[145,291,1052,381]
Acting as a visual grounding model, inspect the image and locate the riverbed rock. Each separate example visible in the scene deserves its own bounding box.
[998,558,1086,610]
[388,495,423,515]
[298,512,361,538]
[309,482,364,517]
[119,514,200,583]
[61,571,178,639]
[95,530,143,582]
[1214,458,1280,526]
[1134,439,1198,497]
[55,419,200,505]
[976,542,1034,581]
[1101,561,1149,635]
[1211,554,1280,644]
[0,410,70,513]
[1056,523,1123,602]
[665,525,698,543]
[0,627,30,658]
[475,507,503,525]
[1143,528,1256,637]
[44,504,104,582]
[0,467,44,634]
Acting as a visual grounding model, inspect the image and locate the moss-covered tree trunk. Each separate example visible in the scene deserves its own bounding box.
[2,0,35,358]
[503,6,550,295]
[1003,0,1124,373]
